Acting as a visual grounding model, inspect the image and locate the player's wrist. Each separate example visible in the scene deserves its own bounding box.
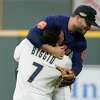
[51,47,56,56]
[41,44,55,55]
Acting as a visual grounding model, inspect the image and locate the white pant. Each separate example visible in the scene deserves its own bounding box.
[53,86,71,100]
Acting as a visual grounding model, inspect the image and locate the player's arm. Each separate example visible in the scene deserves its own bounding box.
[42,44,66,59]
[27,16,59,48]
[56,48,87,87]
[71,40,87,76]
[27,16,65,58]
[71,50,84,76]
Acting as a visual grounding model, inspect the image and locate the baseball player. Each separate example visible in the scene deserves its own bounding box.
[26,5,100,76]
[13,5,100,100]
[13,38,73,100]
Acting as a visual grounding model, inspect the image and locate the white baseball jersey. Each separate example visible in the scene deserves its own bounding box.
[13,38,72,100]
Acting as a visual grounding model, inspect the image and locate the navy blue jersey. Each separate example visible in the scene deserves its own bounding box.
[27,16,87,76]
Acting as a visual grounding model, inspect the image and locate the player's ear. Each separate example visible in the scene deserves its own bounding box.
[37,21,47,29]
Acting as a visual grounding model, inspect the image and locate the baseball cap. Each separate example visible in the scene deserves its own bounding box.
[73,5,100,28]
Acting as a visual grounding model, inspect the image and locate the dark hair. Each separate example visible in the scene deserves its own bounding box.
[41,26,61,46]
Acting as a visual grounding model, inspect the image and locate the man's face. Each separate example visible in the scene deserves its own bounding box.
[73,16,91,35]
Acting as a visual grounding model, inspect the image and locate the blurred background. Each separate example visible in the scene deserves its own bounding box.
[0,0,100,100]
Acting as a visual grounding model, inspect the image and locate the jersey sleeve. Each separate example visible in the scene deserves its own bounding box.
[14,45,20,62]
[13,41,24,62]
[27,16,62,48]
[71,39,87,76]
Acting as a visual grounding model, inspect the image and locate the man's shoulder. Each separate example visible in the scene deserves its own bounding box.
[45,15,69,21]
[44,15,69,28]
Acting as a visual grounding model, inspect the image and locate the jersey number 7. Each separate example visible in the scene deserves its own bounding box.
[28,62,44,82]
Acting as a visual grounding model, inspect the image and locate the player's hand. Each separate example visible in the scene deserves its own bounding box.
[53,45,66,59]
[41,44,66,59]
[56,66,76,87]
[56,67,75,79]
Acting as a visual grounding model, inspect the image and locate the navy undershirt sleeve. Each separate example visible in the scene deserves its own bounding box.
[27,16,61,47]
[27,27,44,48]
[71,50,83,76]
[71,39,87,76]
